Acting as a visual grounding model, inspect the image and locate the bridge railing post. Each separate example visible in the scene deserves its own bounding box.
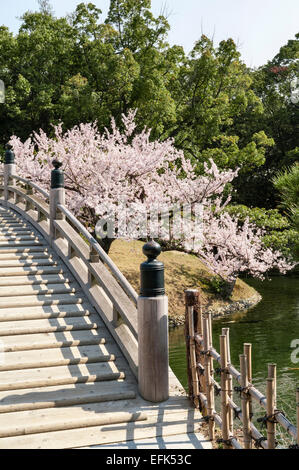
[137,240,169,403]
[49,160,65,242]
[3,144,16,206]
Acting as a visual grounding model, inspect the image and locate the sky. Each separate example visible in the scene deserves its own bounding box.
[1,0,298,68]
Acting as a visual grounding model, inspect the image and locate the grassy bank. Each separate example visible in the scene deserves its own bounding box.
[109,240,261,325]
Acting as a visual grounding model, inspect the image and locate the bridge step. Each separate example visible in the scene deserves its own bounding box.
[0,240,45,247]
[0,282,77,298]
[0,360,127,391]
[0,303,94,322]
[0,266,65,276]
[0,206,141,448]
[0,403,146,439]
[0,381,136,414]
[0,252,51,260]
[0,230,36,238]
[0,217,25,222]
[0,227,35,233]
[0,282,79,298]
[0,224,31,230]
[0,235,41,242]
[0,246,48,254]
[0,229,36,235]
[0,314,101,336]
[0,293,85,308]
[0,230,35,236]
[1,330,108,352]
[0,258,54,268]
[0,274,73,286]
[0,408,202,449]
[0,344,120,372]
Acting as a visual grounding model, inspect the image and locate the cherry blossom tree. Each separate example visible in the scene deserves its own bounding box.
[9,110,237,247]
[9,110,296,294]
[199,210,296,296]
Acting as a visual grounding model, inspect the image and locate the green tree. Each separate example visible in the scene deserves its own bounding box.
[232,33,299,208]
[225,204,298,259]
[0,0,291,192]
[273,163,299,259]
[159,35,273,173]
[104,0,181,136]
[0,10,76,143]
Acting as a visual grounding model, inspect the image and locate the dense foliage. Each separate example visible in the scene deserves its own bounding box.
[10,112,295,294]
[273,163,299,259]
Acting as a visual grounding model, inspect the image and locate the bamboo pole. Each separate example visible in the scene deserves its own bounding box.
[185,290,200,408]
[203,315,215,440]
[240,354,252,449]
[266,377,276,449]
[220,335,230,448]
[195,291,205,399]
[189,303,199,408]
[222,328,233,435]
[267,363,277,449]
[244,344,253,420]
[207,312,215,437]
[197,292,203,337]
[268,364,276,406]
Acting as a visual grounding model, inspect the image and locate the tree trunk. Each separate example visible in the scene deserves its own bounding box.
[93,231,115,254]
[222,278,237,298]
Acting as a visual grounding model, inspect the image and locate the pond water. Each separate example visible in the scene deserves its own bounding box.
[169,276,299,441]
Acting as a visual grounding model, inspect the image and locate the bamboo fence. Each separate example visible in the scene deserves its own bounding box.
[184,288,299,450]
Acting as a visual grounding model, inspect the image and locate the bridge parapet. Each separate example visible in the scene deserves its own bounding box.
[0,150,169,402]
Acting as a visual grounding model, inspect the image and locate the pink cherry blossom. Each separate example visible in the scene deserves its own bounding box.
[9,110,296,287]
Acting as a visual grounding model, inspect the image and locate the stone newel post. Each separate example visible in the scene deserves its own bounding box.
[137,240,169,403]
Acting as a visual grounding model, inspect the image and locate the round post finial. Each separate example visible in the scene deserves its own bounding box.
[51,159,64,189]
[4,143,15,164]
[140,240,165,297]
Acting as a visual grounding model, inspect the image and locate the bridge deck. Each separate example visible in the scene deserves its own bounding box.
[0,204,211,449]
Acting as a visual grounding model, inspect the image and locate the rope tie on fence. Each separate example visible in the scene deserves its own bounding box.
[200,349,210,356]
[257,410,285,428]
[186,335,195,341]
[191,394,201,400]
[233,406,242,420]
[234,385,251,397]
[196,364,205,376]
[288,444,299,449]
[203,415,214,423]
[216,437,234,447]
[215,367,229,375]
[252,436,267,449]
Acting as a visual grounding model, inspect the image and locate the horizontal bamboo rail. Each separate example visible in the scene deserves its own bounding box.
[185,288,299,449]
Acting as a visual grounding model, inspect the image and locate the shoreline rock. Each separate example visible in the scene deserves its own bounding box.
[169,291,262,328]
